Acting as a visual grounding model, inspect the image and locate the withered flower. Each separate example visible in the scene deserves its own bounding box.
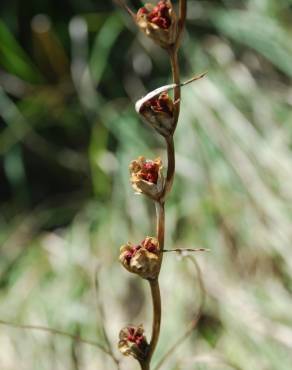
[129,156,164,199]
[119,237,160,280]
[136,0,178,48]
[135,73,207,137]
[137,92,175,137]
[118,325,149,360]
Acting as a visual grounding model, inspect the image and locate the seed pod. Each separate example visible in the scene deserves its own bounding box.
[135,73,206,137]
[138,92,175,137]
[129,156,164,200]
[118,325,149,360]
[119,237,160,280]
[136,0,178,48]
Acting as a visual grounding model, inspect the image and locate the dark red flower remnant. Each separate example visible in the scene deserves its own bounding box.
[136,0,177,48]
[138,92,175,137]
[140,160,160,184]
[119,325,149,360]
[127,327,145,346]
[129,156,164,198]
[138,1,172,29]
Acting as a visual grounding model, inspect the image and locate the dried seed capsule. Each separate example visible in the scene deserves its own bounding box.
[138,92,175,137]
[136,0,178,48]
[118,325,149,360]
[135,73,207,137]
[119,237,160,280]
[129,156,164,199]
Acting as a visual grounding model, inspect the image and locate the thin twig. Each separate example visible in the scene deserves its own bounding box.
[0,319,110,354]
[153,256,205,370]
[181,72,207,86]
[163,248,210,253]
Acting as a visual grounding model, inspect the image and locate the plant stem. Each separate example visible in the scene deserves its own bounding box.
[156,201,165,251]
[145,7,184,366]
[145,136,176,369]
[140,362,150,370]
[142,279,161,370]
[164,136,175,198]
[176,0,187,48]
[143,202,164,369]
[148,279,162,358]
[169,48,181,124]
[143,2,188,368]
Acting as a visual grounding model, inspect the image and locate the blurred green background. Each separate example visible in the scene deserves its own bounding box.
[1,0,292,369]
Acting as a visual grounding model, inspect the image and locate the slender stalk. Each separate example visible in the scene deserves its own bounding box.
[145,2,187,366]
[143,202,164,369]
[164,135,176,198]
[176,0,187,49]
[156,201,165,251]
[148,279,162,358]
[163,248,210,253]
[145,128,176,369]
[140,362,150,370]
[116,2,189,369]
[169,48,181,124]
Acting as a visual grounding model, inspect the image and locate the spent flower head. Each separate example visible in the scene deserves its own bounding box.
[135,74,206,137]
[137,92,175,137]
[118,325,149,360]
[119,237,160,280]
[129,156,164,199]
[136,0,178,48]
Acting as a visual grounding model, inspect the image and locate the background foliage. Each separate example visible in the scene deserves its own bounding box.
[1,0,292,369]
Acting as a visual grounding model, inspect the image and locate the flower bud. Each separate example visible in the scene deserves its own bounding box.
[119,237,160,280]
[118,325,149,360]
[129,156,164,199]
[136,0,178,48]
